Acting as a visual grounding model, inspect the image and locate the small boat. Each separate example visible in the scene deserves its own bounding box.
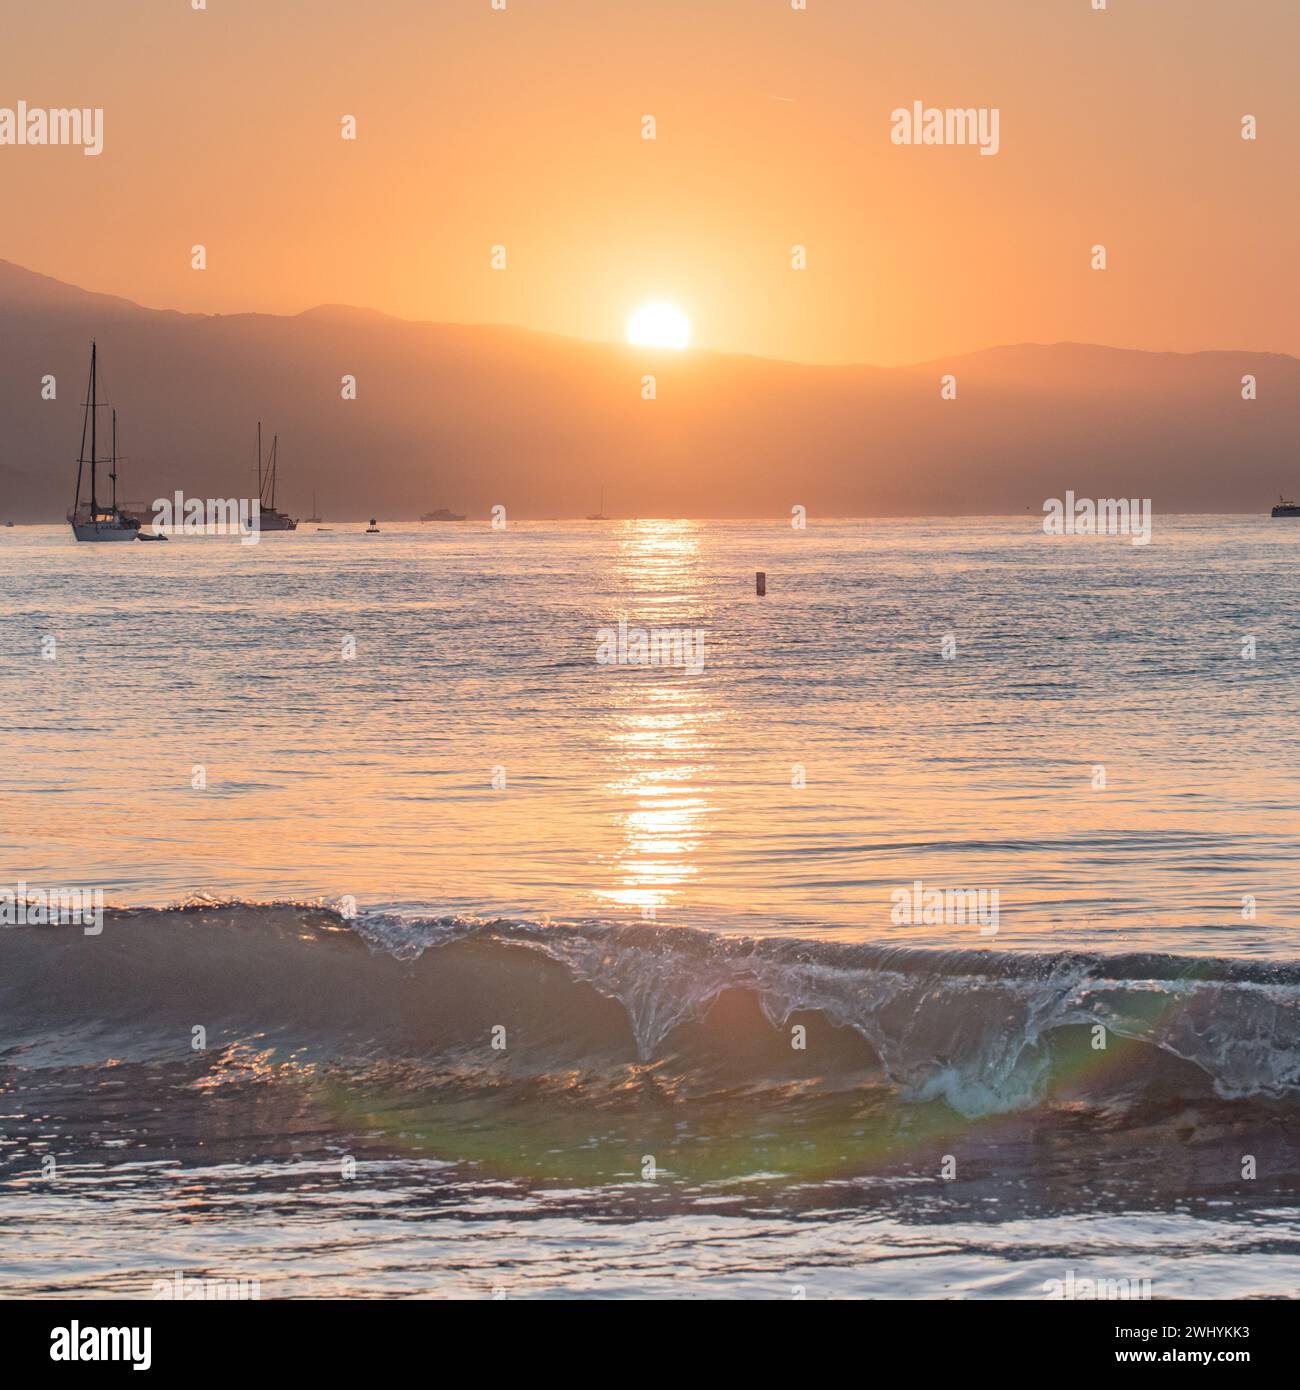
[68,343,142,542]
[585,485,608,521]
[420,507,465,522]
[365,518,380,533]
[305,490,322,524]
[253,423,298,531]
[1271,496,1300,518]
[3,521,13,528]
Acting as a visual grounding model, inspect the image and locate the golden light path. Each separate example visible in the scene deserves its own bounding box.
[598,520,710,922]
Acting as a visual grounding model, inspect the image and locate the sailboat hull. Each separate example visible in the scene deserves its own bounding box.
[71,519,141,542]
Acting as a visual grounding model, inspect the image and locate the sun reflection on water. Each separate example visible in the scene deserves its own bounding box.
[597,521,712,922]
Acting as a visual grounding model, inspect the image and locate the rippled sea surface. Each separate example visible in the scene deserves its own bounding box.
[1,517,1298,1298]
[5,516,1300,950]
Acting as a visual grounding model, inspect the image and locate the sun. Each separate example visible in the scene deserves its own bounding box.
[627,303,691,350]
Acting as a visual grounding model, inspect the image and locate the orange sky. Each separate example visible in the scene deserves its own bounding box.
[4,0,1298,365]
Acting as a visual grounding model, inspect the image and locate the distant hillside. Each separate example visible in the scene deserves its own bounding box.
[1,258,1297,521]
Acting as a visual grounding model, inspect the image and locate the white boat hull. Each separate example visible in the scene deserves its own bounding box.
[71,520,140,542]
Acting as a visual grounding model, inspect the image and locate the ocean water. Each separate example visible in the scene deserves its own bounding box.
[1,517,1298,1298]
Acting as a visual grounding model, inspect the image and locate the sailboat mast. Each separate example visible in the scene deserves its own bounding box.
[89,341,98,515]
[271,434,278,511]
[73,349,92,515]
[110,409,119,510]
[257,421,263,500]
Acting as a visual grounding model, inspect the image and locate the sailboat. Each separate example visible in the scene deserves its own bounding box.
[68,342,142,542]
[305,490,323,524]
[585,485,608,521]
[254,423,298,531]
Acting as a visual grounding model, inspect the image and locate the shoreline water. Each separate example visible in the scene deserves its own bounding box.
[3,902,1298,1299]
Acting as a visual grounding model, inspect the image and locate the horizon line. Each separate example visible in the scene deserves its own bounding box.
[3,256,1297,375]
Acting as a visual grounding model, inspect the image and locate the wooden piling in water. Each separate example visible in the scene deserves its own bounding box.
[756,571,766,596]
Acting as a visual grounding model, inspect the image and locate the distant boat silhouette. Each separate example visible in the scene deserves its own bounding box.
[305,490,322,524]
[253,424,298,531]
[421,507,465,522]
[586,485,608,521]
[68,342,142,542]
[1271,495,1300,518]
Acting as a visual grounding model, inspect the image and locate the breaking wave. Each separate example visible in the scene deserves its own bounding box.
[2,900,1298,1118]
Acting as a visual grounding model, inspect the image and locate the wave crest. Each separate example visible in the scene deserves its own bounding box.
[2,901,1297,1117]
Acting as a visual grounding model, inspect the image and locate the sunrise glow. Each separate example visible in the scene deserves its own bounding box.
[627,303,691,351]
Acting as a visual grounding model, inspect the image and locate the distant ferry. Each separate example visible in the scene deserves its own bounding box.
[67,341,142,542]
[254,423,298,531]
[420,507,465,522]
[1271,496,1300,518]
